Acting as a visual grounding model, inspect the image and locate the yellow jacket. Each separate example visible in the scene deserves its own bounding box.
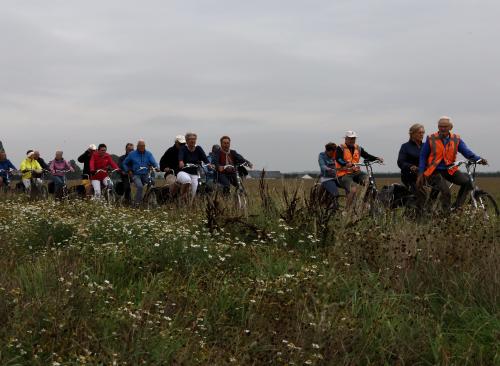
[20,158,42,180]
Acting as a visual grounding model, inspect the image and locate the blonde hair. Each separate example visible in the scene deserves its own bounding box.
[409,123,424,136]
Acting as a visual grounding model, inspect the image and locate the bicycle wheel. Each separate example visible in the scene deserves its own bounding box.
[475,192,499,219]
[145,190,158,209]
[105,188,115,205]
[235,190,248,215]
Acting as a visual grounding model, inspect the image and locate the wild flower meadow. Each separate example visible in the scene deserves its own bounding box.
[0,179,499,365]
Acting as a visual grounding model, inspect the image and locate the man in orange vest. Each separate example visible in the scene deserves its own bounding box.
[335,131,383,204]
[416,116,487,211]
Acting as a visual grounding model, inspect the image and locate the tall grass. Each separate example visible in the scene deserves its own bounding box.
[0,179,499,365]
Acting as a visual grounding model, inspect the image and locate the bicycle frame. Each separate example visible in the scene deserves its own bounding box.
[450,160,486,210]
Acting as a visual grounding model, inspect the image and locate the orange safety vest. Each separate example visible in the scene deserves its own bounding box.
[423,132,460,177]
[335,144,361,177]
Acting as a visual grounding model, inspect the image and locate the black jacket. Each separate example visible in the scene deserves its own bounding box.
[77,150,93,177]
[160,145,181,174]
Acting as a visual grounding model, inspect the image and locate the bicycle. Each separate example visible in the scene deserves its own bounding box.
[20,169,49,200]
[352,160,384,216]
[217,162,250,213]
[93,169,120,203]
[0,168,16,194]
[448,159,498,218]
[137,166,160,209]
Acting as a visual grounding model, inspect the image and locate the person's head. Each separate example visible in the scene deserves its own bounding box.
[409,123,425,143]
[88,144,97,152]
[137,139,146,153]
[97,144,107,156]
[437,116,453,138]
[344,131,357,146]
[26,150,35,160]
[324,142,337,158]
[55,151,63,160]
[175,135,186,148]
[0,150,6,161]
[125,143,134,154]
[33,150,41,159]
[220,136,231,151]
[185,132,197,148]
[212,144,221,154]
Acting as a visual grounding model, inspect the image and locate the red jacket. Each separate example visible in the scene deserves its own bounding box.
[90,152,119,180]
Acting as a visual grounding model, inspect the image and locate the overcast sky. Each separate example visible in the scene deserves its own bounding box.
[1,0,499,172]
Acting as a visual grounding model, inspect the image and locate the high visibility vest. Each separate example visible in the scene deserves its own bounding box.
[423,132,460,177]
[335,144,361,177]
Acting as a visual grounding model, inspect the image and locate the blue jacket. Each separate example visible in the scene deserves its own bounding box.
[122,150,158,176]
[0,159,16,176]
[318,152,336,178]
[419,135,481,174]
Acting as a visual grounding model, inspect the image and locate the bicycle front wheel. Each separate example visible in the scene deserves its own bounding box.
[475,192,499,219]
[145,190,158,209]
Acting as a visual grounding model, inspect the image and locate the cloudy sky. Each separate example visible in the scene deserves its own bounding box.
[1,0,499,172]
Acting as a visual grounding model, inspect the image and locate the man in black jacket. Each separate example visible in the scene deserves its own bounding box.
[119,143,134,203]
[77,144,96,196]
[160,135,185,175]
[215,136,253,194]
[33,150,49,170]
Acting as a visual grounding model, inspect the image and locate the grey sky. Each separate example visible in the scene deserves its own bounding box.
[1,0,499,172]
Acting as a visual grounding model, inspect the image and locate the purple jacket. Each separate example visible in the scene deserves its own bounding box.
[50,159,74,177]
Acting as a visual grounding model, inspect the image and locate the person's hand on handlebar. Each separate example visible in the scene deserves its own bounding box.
[416,174,426,191]
[376,157,384,163]
[179,161,184,169]
[479,158,488,165]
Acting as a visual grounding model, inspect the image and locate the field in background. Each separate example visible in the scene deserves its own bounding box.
[0,178,499,365]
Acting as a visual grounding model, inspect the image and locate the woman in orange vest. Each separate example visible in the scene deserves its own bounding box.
[335,131,383,205]
[416,116,487,211]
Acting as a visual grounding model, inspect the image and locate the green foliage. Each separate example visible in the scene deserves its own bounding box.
[0,182,499,365]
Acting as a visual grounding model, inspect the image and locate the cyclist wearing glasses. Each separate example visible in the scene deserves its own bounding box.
[417,116,487,210]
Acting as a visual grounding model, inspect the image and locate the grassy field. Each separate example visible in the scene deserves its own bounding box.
[0,178,499,365]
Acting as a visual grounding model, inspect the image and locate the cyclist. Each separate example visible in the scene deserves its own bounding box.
[398,123,425,192]
[206,144,220,188]
[417,116,488,211]
[89,144,120,199]
[78,144,97,197]
[33,150,49,171]
[160,135,185,176]
[214,136,253,195]
[49,150,74,199]
[177,132,211,199]
[20,150,43,191]
[122,139,159,206]
[0,150,17,190]
[335,131,383,205]
[318,142,339,199]
[119,142,134,204]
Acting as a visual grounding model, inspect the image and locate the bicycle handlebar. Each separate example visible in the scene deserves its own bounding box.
[449,159,485,168]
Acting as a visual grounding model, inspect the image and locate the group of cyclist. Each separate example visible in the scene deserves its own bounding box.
[0,116,490,211]
[318,116,488,212]
[0,132,254,206]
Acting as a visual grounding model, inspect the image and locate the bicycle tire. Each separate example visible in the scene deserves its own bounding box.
[474,191,499,219]
[145,190,158,209]
[234,190,248,216]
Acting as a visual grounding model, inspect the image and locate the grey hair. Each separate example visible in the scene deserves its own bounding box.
[438,116,453,128]
[409,123,424,135]
[185,132,197,140]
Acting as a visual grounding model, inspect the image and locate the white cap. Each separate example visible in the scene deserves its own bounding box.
[175,135,186,144]
[27,151,35,157]
[88,144,97,150]
[345,130,358,138]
